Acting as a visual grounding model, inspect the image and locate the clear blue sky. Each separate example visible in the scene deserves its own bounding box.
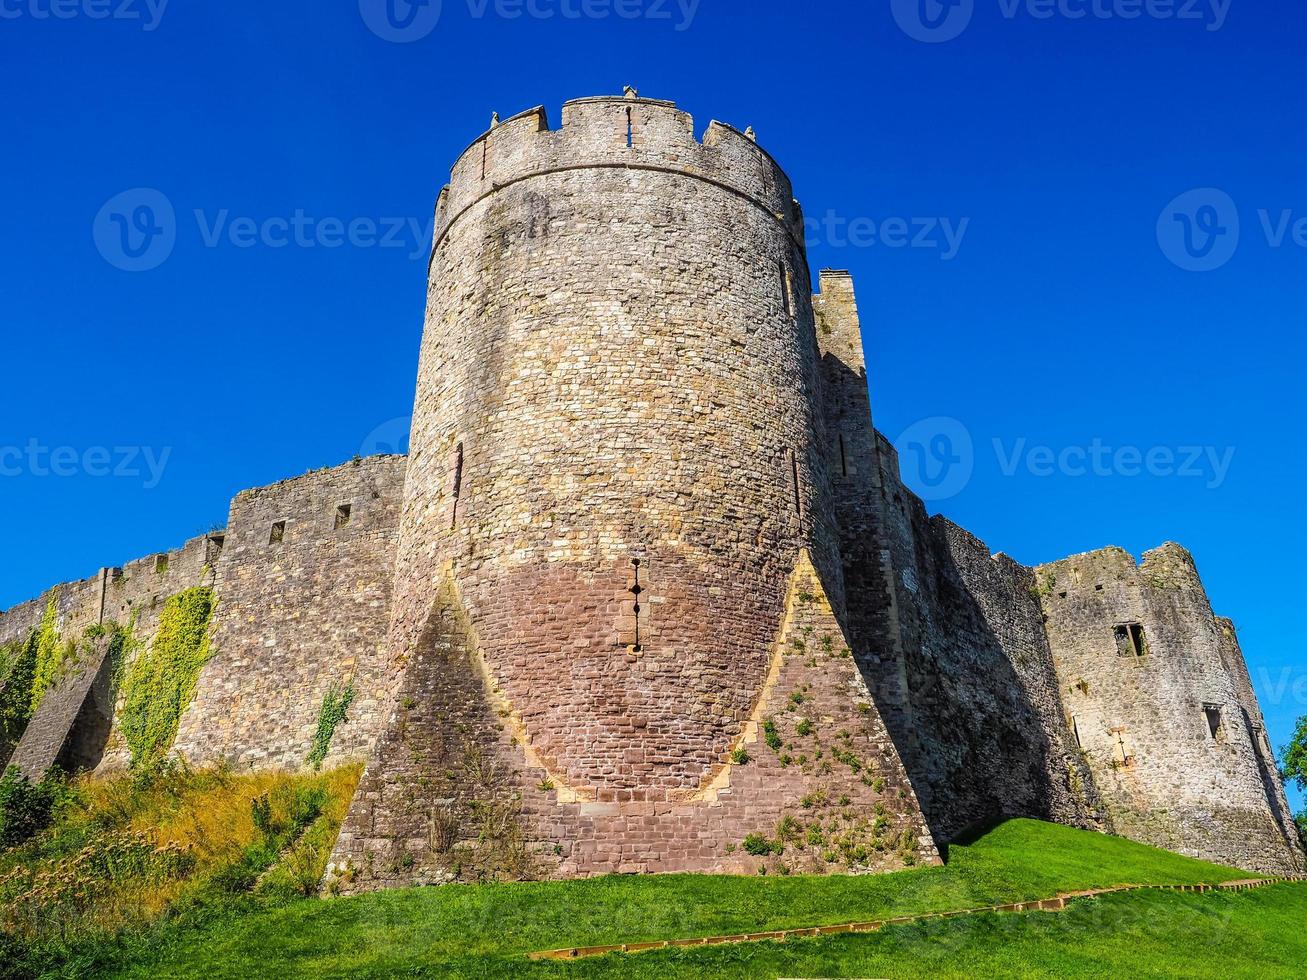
[2,1,1304,805]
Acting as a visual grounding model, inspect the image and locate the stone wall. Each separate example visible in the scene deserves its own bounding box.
[171,455,406,771]
[1038,545,1304,874]
[329,554,938,891]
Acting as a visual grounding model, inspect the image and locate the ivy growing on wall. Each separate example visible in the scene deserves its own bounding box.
[29,598,77,713]
[307,681,355,771]
[0,632,40,747]
[118,587,215,768]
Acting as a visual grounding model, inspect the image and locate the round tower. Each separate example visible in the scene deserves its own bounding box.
[392,94,842,800]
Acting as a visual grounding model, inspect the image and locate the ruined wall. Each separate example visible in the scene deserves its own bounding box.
[1038,545,1304,874]
[1,532,215,773]
[172,455,405,771]
[338,94,932,883]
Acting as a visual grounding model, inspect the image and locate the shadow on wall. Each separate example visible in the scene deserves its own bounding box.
[818,354,1104,853]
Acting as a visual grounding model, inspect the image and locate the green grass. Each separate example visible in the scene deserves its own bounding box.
[86,819,1288,979]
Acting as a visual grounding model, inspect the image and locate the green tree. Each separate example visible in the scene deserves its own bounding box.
[1278,715,1307,848]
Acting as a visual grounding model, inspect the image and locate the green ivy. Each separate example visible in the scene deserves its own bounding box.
[29,599,77,713]
[118,588,215,769]
[307,681,355,771]
[0,632,40,746]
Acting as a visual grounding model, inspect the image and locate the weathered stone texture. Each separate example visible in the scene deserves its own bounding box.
[330,555,937,891]
[171,456,405,771]
[8,636,114,779]
[1038,545,1304,873]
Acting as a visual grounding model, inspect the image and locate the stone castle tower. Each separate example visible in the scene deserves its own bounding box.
[1,94,1300,888]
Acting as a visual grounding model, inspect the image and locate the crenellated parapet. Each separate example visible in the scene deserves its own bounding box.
[433,95,802,252]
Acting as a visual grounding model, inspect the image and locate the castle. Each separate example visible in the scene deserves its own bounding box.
[1,93,1301,888]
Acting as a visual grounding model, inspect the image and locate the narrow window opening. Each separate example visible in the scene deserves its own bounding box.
[1114,623,1147,658]
[335,504,352,529]
[779,261,793,317]
[480,141,487,180]
[1069,716,1082,749]
[1110,727,1136,767]
[789,449,802,519]
[1094,584,1104,592]
[1204,704,1226,742]
[154,554,169,575]
[269,521,286,545]
[629,558,644,652]
[450,442,465,529]
[838,434,848,478]
[625,107,633,148]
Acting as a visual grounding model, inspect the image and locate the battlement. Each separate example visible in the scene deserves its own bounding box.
[434,94,801,250]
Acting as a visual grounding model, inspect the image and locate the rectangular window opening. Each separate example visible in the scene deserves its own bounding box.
[205,534,225,564]
[335,504,352,530]
[480,140,487,180]
[838,434,848,478]
[154,554,169,575]
[789,449,803,519]
[1114,623,1148,658]
[450,442,465,529]
[1204,704,1226,742]
[625,107,634,148]
[269,521,286,545]
[1069,715,1082,749]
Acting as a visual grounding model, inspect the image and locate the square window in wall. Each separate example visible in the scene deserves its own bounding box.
[269,521,286,545]
[335,504,352,529]
[1114,623,1148,658]
[1204,703,1227,743]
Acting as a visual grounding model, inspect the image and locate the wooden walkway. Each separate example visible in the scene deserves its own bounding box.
[527,875,1305,961]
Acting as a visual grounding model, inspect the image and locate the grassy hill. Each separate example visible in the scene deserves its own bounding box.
[2,764,1303,978]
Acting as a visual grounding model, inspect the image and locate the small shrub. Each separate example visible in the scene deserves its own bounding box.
[763,719,782,752]
[729,747,750,765]
[795,718,813,737]
[0,767,69,848]
[742,833,779,856]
